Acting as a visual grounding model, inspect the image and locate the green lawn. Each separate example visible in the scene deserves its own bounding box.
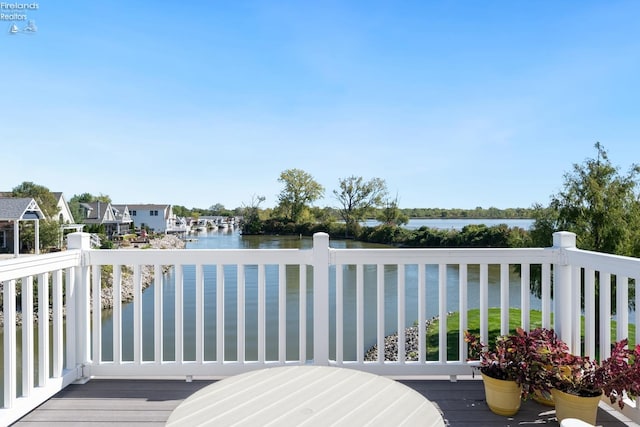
[425,308,636,361]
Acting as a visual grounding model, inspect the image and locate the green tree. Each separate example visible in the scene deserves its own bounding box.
[173,205,190,217]
[209,203,226,215]
[240,194,266,235]
[69,193,112,222]
[12,182,61,250]
[12,181,59,218]
[69,193,94,221]
[529,143,640,339]
[530,142,640,255]
[276,169,324,223]
[334,176,387,237]
[377,194,409,227]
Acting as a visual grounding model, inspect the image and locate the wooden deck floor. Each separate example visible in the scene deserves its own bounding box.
[12,377,639,426]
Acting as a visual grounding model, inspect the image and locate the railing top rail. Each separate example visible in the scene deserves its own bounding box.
[565,247,640,277]
[84,248,314,266]
[0,249,81,282]
[330,247,556,265]
[82,246,559,268]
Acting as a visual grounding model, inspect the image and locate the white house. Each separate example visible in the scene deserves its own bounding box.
[109,204,134,229]
[124,204,176,233]
[53,192,75,224]
[81,201,132,236]
[53,192,85,247]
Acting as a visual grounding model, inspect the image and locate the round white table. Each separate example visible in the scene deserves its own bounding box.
[166,365,445,426]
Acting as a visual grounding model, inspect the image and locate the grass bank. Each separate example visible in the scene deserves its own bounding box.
[426,308,636,361]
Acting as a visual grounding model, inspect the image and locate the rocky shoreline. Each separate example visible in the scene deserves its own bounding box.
[364,314,451,361]
[98,234,185,309]
[0,234,185,327]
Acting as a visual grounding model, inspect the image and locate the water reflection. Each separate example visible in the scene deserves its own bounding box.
[99,230,542,362]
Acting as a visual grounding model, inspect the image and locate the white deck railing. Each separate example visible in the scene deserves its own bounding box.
[1,231,640,424]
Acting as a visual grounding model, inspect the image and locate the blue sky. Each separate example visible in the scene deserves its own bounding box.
[3,1,640,210]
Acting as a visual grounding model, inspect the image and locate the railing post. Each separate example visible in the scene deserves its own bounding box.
[312,232,330,365]
[67,232,92,381]
[553,231,576,352]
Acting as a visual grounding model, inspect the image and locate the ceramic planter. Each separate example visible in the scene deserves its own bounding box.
[532,389,554,407]
[551,388,602,425]
[482,374,522,416]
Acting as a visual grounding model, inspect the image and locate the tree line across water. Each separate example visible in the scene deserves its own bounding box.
[241,143,640,258]
[7,143,640,261]
[5,142,636,346]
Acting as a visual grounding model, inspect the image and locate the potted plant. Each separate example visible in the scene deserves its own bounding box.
[465,327,558,415]
[520,327,572,406]
[465,329,524,416]
[550,339,640,425]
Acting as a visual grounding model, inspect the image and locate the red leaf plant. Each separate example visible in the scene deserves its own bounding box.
[465,327,569,400]
[553,339,640,408]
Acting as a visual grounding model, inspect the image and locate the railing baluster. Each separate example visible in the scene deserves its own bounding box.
[418,263,426,363]
[541,263,551,329]
[195,264,204,363]
[38,272,49,387]
[571,265,582,351]
[278,264,286,363]
[22,276,34,397]
[376,263,384,363]
[479,264,488,345]
[335,264,344,364]
[397,265,406,364]
[52,270,63,377]
[438,264,447,363]
[65,266,76,370]
[356,264,364,364]
[175,264,183,363]
[113,265,122,364]
[92,266,101,364]
[459,264,468,363]
[237,265,245,363]
[520,263,530,330]
[617,275,628,344]
[299,264,307,363]
[584,268,596,358]
[133,264,142,364]
[600,272,612,360]
[154,264,163,363]
[500,264,509,335]
[258,264,266,363]
[217,264,225,364]
[3,279,17,408]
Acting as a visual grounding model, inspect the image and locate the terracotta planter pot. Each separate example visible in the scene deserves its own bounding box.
[482,374,522,416]
[552,388,602,425]
[532,389,555,407]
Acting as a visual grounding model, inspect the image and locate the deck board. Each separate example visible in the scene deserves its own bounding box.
[12,378,638,426]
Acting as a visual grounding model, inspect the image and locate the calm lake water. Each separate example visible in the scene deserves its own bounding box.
[100,221,542,362]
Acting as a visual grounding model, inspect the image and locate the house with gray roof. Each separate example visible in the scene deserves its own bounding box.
[80,201,132,236]
[0,197,45,256]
